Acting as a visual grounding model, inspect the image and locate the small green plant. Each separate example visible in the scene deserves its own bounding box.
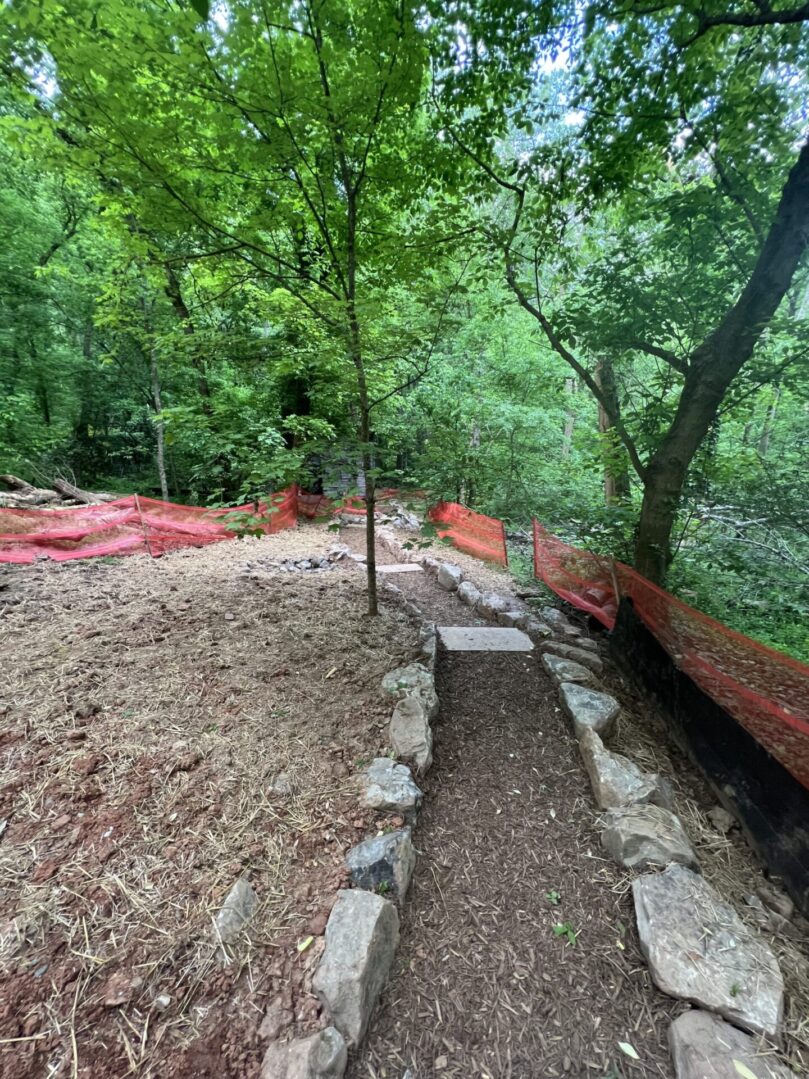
[553,921,578,945]
[545,890,561,906]
[376,880,391,895]
[729,982,741,998]
[355,757,368,769]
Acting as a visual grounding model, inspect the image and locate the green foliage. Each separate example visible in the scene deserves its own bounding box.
[552,921,578,945]
[0,0,807,657]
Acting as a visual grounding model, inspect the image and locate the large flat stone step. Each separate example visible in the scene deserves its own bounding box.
[437,626,534,652]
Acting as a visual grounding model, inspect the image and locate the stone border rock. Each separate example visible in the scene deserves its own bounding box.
[260,545,437,1077]
[540,607,795,1075]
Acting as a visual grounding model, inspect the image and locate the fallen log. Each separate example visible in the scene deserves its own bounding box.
[0,474,36,492]
[0,476,60,505]
[52,478,116,504]
[1,493,53,509]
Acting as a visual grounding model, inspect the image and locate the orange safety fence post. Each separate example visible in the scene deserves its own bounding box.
[133,493,153,558]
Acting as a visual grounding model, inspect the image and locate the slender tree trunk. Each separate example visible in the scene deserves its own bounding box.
[343,189,377,616]
[595,359,630,504]
[562,378,576,457]
[163,264,212,407]
[149,344,169,501]
[758,384,781,457]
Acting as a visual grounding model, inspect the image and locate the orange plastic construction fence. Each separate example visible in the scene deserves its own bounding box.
[296,488,405,519]
[428,501,509,566]
[0,489,297,564]
[533,520,809,791]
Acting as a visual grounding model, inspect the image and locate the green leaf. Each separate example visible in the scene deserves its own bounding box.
[189,0,210,21]
[733,1063,760,1079]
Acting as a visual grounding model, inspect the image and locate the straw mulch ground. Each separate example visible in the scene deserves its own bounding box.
[0,525,417,1078]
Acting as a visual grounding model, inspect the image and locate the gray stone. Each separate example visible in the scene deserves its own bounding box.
[437,562,463,591]
[519,615,553,639]
[572,637,599,653]
[346,828,415,902]
[578,728,670,810]
[542,653,597,687]
[540,606,572,631]
[419,556,440,574]
[384,501,420,532]
[540,640,604,675]
[477,592,509,620]
[602,803,698,870]
[419,623,437,670]
[559,683,620,738]
[380,663,437,720]
[707,806,737,834]
[756,884,794,921]
[376,527,398,551]
[380,662,432,700]
[390,696,433,773]
[457,580,481,608]
[313,890,399,1047]
[270,771,295,798]
[360,758,423,821]
[496,609,525,627]
[633,864,784,1037]
[668,1009,796,1079]
[260,1026,347,1079]
[437,626,534,652]
[214,878,257,945]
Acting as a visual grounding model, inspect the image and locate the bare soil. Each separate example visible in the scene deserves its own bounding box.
[0,525,419,1078]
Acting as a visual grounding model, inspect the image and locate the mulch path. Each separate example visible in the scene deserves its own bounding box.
[348,539,680,1079]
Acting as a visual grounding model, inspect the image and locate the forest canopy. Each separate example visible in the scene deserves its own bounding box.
[1,0,808,654]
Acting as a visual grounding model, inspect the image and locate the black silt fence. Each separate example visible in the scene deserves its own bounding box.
[609,597,809,918]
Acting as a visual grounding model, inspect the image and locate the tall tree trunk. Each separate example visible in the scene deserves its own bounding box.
[562,378,576,457]
[758,384,781,457]
[634,138,809,582]
[149,344,169,501]
[163,264,212,407]
[595,359,630,504]
[344,189,377,616]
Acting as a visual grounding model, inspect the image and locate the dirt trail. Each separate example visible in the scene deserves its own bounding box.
[347,535,679,1079]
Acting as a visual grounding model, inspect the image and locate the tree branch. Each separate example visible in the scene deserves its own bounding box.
[629,339,689,375]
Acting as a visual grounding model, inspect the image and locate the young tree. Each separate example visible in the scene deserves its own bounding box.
[3,0,463,611]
